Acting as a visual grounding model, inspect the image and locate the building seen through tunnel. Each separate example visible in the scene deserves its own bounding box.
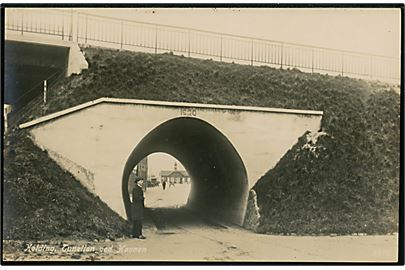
[160,162,191,185]
[128,154,192,215]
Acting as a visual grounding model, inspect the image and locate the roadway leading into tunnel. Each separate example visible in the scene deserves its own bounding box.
[109,214,398,262]
[2,182,397,262]
[143,185,228,232]
[121,169,397,262]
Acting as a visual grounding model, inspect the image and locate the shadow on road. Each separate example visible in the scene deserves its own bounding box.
[145,206,228,232]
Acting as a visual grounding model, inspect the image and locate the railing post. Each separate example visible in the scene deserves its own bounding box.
[369,55,373,79]
[280,43,284,69]
[120,21,124,49]
[74,12,79,43]
[21,10,24,35]
[85,15,88,44]
[62,15,65,40]
[155,25,158,54]
[69,9,73,41]
[341,53,344,76]
[220,34,223,61]
[188,30,191,57]
[250,39,254,66]
[311,48,314,73]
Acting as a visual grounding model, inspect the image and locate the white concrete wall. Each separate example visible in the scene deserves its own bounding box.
[28,101,322,218]
[46,147,95,192]
[67,43,88,76]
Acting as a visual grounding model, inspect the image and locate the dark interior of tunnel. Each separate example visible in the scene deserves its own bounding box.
[4,40,69,116]
[5,64,64,109]
[122,117,249,226]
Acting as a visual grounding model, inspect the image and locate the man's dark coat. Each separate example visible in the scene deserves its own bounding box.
[131,184,144,221]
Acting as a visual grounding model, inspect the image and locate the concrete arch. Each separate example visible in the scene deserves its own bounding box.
[24,98,322,219]
[122,117,249,225]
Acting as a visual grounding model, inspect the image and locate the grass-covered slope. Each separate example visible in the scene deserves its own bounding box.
[21,47,394,123]
[253,89,400,235]
[8,46,400,236]
[3,130,130,240]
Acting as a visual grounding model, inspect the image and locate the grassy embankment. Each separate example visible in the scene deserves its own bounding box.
[4,47,399,238]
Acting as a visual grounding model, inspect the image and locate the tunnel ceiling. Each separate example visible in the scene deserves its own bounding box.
[122,117,249,225]
[5,40,69,67]
[5,41,70,108]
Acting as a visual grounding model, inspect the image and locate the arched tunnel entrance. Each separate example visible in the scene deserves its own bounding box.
[122,117,249,226]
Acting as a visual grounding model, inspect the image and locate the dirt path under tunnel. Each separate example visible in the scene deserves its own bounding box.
[113,208,398,262]
[3,185,398,262]
[142,184,228,233]
[113,185,398,262]
[146,207,227,231]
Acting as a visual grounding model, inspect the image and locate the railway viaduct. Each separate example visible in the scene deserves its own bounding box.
[4,32,87,110]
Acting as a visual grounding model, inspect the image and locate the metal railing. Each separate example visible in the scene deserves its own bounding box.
[5,8,400,84]
[5,8,73,41]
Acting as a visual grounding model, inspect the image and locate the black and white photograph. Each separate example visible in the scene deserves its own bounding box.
[1,4,403,264]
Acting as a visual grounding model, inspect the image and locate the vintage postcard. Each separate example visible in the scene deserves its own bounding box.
[2,5,402,264]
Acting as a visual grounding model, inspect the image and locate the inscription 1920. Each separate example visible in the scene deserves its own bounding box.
[180,107,197,117]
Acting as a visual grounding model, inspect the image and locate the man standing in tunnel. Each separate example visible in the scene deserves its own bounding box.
[131,177,146,239]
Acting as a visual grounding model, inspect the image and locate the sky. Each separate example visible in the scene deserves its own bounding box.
[77,7,401,58]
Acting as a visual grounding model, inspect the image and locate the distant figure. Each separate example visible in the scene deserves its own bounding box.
[131,177,146,239]
[162,180,167,190]
[169,179,175,188]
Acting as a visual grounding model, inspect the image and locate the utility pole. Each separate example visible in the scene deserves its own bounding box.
[43,80,47,104]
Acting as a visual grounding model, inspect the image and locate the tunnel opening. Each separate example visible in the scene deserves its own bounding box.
[5,40,69,115]
[128,153,194,230]
[127,153,192,208]
[122,117,249,226]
